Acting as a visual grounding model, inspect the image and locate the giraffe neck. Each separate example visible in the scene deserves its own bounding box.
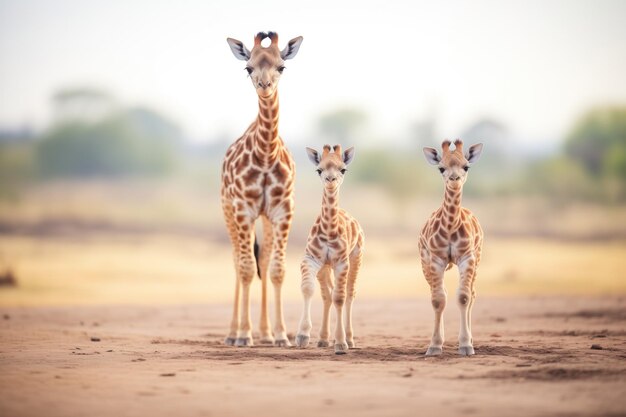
[442,184,463,230]
[254,91,281,164]
[320,187,340,236]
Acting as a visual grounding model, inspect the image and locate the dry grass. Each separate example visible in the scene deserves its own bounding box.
[1,233,624,307]
[1,180,625,307]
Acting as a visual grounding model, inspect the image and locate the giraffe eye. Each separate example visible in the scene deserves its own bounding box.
[340,169,347,175]
[438,167,445,174]
[277,66,286,74]
[316,169,322,176]
[463,166,470,172]
[245,67,253,75]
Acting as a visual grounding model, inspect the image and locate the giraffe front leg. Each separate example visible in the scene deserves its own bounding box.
[332,260,350,355]
[296,255,321,348]
[457,256,477,356]
[225,275,241,346]
[345,248,362,348]
[316,265,332,348]
[269,213,292,347]
[222,201,240,346]
[258,216,274,344]
[233,216,256,347]
[425,257,447,356]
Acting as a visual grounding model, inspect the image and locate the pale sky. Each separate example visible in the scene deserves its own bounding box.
[1,0,625,146]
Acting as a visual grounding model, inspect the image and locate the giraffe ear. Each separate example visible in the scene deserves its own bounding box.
[305,147,320,165]
[281,36,303,60]
[227,38,251,61]
[466,143,484,163]
[343,147,355,165]
[423,147,441,165]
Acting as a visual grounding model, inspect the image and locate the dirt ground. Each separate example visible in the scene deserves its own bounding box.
[1,297,625,417]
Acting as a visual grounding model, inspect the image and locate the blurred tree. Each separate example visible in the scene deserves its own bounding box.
[461,118,508,153]
[350,147,437,223]
[37,104,182,178]
[565,106,626,200]
[317,107,368,145]
[0,126,36,198]
[0,142,35,198]
[521,156,600,204]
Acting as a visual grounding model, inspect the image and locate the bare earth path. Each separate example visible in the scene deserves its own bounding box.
[1,297,625,417]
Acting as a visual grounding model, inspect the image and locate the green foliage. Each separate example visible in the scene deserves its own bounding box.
[350,148,438,203]
[565,106,626,177]
[0,143,36,198]
[36,108,181,178]
[521,156,600,203]
[564,106,626,200]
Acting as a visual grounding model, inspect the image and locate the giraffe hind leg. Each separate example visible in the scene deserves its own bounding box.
[258,216,274,344]
[345,248,362,349]
[316,265,332,348]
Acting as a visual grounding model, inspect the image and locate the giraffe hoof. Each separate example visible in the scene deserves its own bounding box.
[235,337,253,347]
[425,346,443,356]
[295,334,310,348]
[224,337,237,346]
[347,340,356,348]
[259,336,275,345]
[334,342,349,355]
[275,338,292,347]
[458,346,475,356]
[317,340,330,348]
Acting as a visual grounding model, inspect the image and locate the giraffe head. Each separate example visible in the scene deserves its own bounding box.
[423,139,483,189]
[227,32,303,98]
[306,145,356,192]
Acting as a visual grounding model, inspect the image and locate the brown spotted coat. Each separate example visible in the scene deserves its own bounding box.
[419,139,484,356]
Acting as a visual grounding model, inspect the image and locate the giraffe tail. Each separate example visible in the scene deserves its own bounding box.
[253,235,261,279]
[445,262,453,271]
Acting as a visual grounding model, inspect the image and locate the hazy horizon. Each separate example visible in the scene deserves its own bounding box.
[1,0,625,148]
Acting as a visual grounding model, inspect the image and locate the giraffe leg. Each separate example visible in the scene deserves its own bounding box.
[468,287,476,345]
[332,259,350,355]
[457,256,477,356]
[425,257,447,356]
[232,211,256,347]
[316,265,332,348]
[258,216,274,344]
[295,255,321,348]
[222,201,240,346]
[269,213,292,347]
[345,248,362,349]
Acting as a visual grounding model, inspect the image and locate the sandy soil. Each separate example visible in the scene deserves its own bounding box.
[1,297,625,417]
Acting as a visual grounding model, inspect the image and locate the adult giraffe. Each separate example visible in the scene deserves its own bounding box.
[222,32,303,347]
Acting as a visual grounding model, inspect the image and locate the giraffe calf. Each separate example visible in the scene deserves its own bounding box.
[295,145,364,355]
[420,139,484,356]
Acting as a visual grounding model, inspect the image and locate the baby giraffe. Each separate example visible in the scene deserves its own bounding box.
[420,139,484,356]
[296,145,364,355]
